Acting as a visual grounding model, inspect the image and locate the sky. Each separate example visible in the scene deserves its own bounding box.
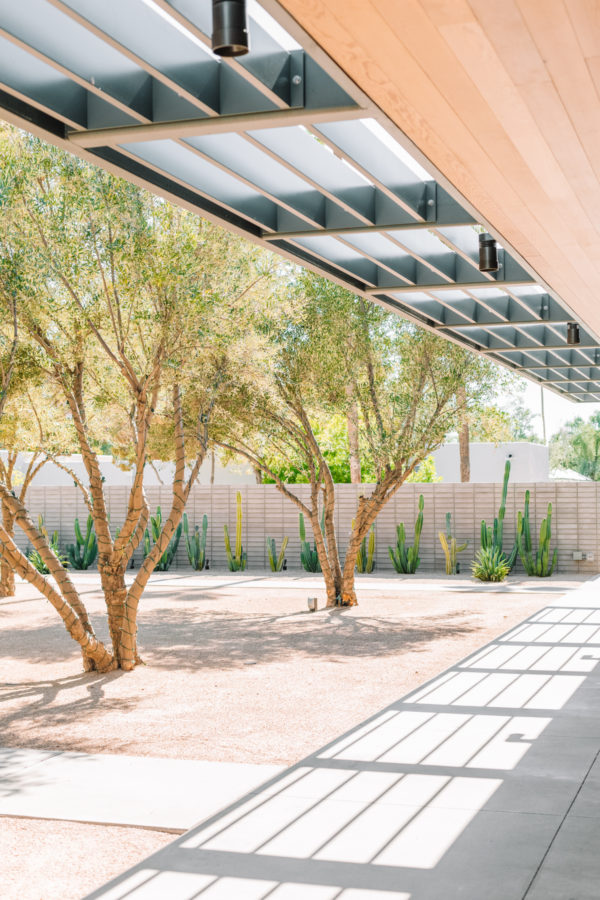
[521,381,600,441]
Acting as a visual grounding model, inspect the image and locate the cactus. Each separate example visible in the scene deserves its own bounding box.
[479,459,517,572]
[66,514,98,570]
[183,513,208,570]
[438,512,468,575]
[267,536,288,572]
[354,520,375,573]
[26,515,69,573]
[299,511,323,572]
[389,494,424,574]
[143,506,183,571]
[516,490,558,577]
[224,491,246,571]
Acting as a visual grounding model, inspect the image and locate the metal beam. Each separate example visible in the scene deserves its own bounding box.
[68,105,365,148]
[261,218,477,239]
[366,280,534,294]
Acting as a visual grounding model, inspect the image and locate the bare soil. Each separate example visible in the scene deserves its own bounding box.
[0,571,577,900]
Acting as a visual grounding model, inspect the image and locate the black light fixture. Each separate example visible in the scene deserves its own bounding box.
[212,0,249,57]
[478,232,499,273]
[567,322,581,345]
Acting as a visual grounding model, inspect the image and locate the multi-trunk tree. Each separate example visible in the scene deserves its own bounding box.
[215,272,491,607]
[0,129,269,671]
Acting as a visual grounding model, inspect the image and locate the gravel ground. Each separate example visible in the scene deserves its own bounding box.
[0,571,579,900]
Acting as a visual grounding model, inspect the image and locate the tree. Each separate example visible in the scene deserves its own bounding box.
[215,272,489,607]
[550,412,600,479]
[0,128,267,671]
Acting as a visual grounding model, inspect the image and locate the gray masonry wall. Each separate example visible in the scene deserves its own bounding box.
[15,482,600,576]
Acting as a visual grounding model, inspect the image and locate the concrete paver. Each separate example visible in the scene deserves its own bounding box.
[0,749,283,831]
[83,575,600,899]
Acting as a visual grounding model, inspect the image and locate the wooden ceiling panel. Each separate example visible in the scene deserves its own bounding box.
[276,0,600,335]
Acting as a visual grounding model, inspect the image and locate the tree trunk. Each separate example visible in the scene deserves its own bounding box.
[0,503,15,597]
[346,386,361,484]
[457,385,470,483]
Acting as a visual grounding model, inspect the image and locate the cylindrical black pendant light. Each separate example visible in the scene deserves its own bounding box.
[212,0,249,57]
[567,322,581,345]
[478,233,499,273]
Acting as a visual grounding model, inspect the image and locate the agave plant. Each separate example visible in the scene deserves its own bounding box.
[472,546,510,582]
[27,515,69,573]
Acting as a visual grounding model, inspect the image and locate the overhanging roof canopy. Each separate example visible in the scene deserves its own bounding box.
[0,0,598,401]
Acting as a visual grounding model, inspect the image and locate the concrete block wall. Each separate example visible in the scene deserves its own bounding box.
[15,482,600,576]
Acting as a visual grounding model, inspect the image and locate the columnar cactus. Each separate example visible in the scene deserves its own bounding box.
[299,512,322,572]
[439,512,467,575]
[143,506,183,571]
[267,536,288,572]
[66,514,98,570]
[224,491,247,571]
[516,490,558,577]
[480,459,517,570]
[355,522,375,573]
[389,494,424,574]
[183,513,208,570]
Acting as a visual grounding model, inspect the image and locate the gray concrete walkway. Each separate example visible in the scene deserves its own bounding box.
[86,575,600,899]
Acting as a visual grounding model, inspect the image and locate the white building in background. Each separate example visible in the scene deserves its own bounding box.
[1,451,257,487]
[431,442,550,483]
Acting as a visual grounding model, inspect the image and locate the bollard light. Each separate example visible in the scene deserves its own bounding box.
[212,0,249,57]
[567,322,581,345]
[478,232,499,273]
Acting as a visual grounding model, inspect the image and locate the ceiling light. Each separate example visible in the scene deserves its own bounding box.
[212,0,250,56]
[567,322,580,345]
[478,233,499,273]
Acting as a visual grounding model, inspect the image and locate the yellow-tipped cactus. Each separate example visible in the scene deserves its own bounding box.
[224,491,247,571]
[439,512,468,575]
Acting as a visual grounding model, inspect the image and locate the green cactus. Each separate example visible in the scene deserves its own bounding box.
[224,491,246,571]
[66,514,98,570]
[26,515,69,573]
[354,520,375,574]
[267,536,288,572]
[479,459,518,574]
[143,506,183,571]
[299,511,324,572]
[389,494,424,574]
[516,490,558,577]
[439,512,468,575]
[183,513,208,570]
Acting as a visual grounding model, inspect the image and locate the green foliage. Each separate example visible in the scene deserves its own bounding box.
[405,455,442,483]
[550,411,600,480]
[438,512,467,575]
[183,513,208,571]
[479,460,517,575]
[224,491,246,571]
[299,511,323,572]
[26,515,68,573]
[472,547,510,582]
[267,536,288,572]
[516,490,558,577]
[356,524,375,573]
[66,514,98,570]
[389,494,424,574]
[143,506,182,572]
